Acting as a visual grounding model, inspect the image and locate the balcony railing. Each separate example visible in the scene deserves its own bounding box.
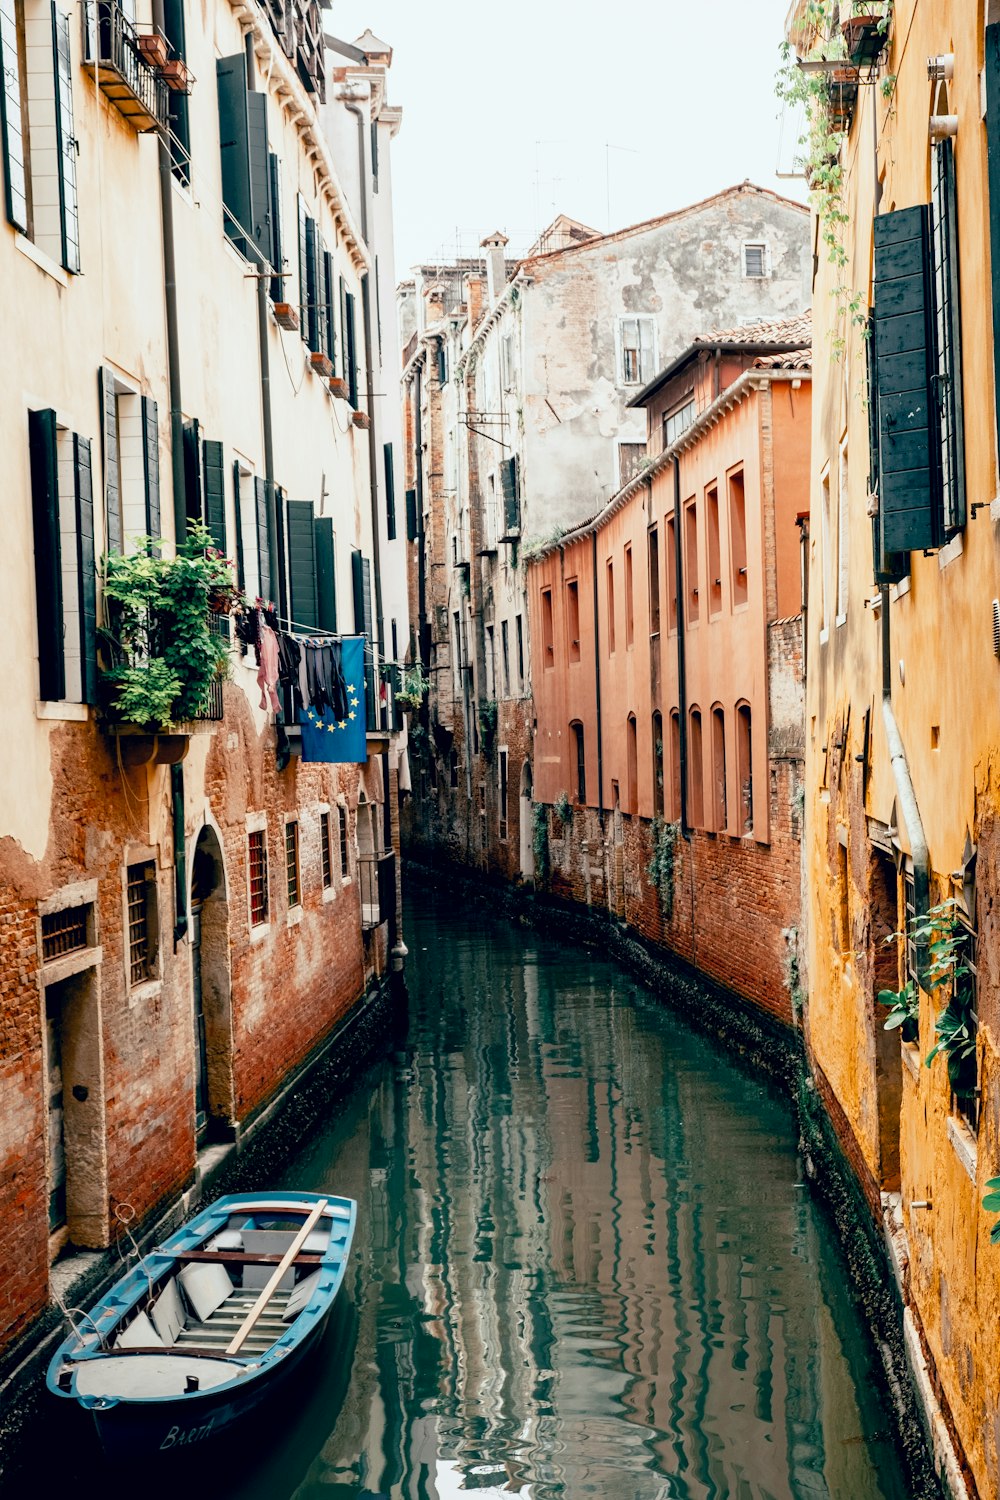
[357,850,396,932]
[84,1,170,132]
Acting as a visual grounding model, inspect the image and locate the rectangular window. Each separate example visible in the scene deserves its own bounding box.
[624,545,634,648]
[338,807,350,879]
[249,828,269,925]
[617,316,657,385]
[663,397,696,448]
[566,579,580,663]
[837,438,849,623]
[648,526,660,634]
[706,484,721,615]
[3,0,80,269]
[29,409,97,705]
[952,912,979,1133]
[320,811,332,889]
[501,619,510,696]
[235,463,260,603]
[499,749,508,842]
[684,500,699,624]
[126,861,157,987]
[572,721,586,804]
[541,588,554,666]
[618,442,646,487]
[515,614,525,689]
[383,442,397,541]
[341,277,358,406]
[729,469,747,608]
[606,559,616,653]
[450,749,459,789]
[501,456,520,537]
[742,242,769,279]
[666,514,677,633]
[285,820,300,908]
[820,468,832,635]
[485,623,495,698]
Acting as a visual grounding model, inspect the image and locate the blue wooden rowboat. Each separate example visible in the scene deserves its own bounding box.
[45,1190,356,1460]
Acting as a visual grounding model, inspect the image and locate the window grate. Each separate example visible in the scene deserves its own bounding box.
[285,821,300,908]
[41,905,90,962]
[321,812,332,889]
[338,808,349,879]
[249,829,269,925]
[127,864,154,986]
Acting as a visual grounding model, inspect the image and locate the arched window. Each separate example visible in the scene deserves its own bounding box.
[626,714,638,814]
[652,710,664,818]
[737,702,753,834]
[669,710,681,821]
[711,704,727,832]
[689,707,704,827]
[570,720,586,804]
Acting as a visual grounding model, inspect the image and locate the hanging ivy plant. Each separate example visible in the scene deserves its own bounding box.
[553,791,572,828]
[532,802,550,882]
[647,817,679,922]
[395,662,428,712]
[100,522,236,731]
[878,897,976,1091]
[478,699,498,759]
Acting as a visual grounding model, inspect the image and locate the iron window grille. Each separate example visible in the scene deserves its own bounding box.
[285,821,300,908]
[126,862,157,986]
[321,812,332,889]
[952,915,979,1134]
[249,829,269,925]
[41,904,91,962]
[338,807,349,879]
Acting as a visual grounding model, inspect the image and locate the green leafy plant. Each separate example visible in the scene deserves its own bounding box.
[531,802,550,882]
[878,897,976,1088]
[395,662,428,712]
[983,1178,1000,1246]
[553,791,572,827]
[478,699,498,759]
[878,978,919,1043]
[100,522,234,730]
[647,817,679,922]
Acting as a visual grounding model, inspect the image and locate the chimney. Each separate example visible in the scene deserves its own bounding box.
[465,273,485,330]
[481,231,509,306]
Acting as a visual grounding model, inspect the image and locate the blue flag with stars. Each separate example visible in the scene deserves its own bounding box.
[298,635,367,763]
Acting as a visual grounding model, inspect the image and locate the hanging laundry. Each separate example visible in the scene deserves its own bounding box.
[299,636,367,764]
[275,713,291,773]
[257,620,280,712]
[277,632,301,687]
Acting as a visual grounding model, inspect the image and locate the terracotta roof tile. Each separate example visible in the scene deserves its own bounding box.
[693,310,812,348]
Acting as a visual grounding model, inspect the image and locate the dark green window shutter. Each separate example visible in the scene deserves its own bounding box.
[268,151,283,300]
[352,548,373,639]
[501,455,520,533]
[52,6,80,273]
[100,368,122,554]
[142,396,160,548]
[314,516,336,632]
[383,442,397,541]
[203,439,226,554]
[74,434,98,705]
[305,218,320,352]
[323,249,336,367]
[274,485,289,619]
[873,206,941,556]
[233,460,245,591]
[0,0,28,231]
[287,499,318,630]
[163,0,189,185]
[217,54,251,253]
[436,340,447,386]
[405,487,417,542]
[182,418,202,527]
[297,194,309,342]
[29,409,65,702]
[986,24,1000,471]
[932,139,965,533]
[370,118,378,191]
[246,88,269,260]
[344,288,358,406]
[254,476,271,601]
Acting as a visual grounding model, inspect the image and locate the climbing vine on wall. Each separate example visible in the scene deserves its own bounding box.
[532,803,550,882]
[647,817,679,922]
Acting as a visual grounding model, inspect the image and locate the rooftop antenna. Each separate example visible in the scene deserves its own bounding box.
[605,142,639,232]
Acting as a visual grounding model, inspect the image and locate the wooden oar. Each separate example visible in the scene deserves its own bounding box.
[225,1199,328,1356]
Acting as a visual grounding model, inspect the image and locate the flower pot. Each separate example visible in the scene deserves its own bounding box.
[309,351,333,378]
[947,1048,977,1097]
[328,376,349,401]
[841,14,886,66]
[900,1017,919,1045]
[137,31,169,67]
[351,410,371,430]
[160,58,191,92]
[273,302,299,332]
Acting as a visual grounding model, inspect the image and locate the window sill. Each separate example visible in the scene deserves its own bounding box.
[15,233,69,286]
[128,978,162,1010]
[835,613,847,628]
[819,628,829,646]
[890,576,911,602]
[947,1115,977,1183]
[937,531,964,571]
[901,1041,920,1082]
[41,945,103,987]
[249,921,271,944]
[322,882,337,904]
[286,905,303,928]
[341,875,353,889]
[36,701,90,722]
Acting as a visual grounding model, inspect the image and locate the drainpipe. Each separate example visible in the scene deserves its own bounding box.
[881,585,930,947]
[591,529,604,822]
[673,457,690,838]
[243,40,280,599]
[414,369,428,665]
[152,0,186,543]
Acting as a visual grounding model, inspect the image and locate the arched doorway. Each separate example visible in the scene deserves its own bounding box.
[519,761,534,882]
[190,825,233,1141]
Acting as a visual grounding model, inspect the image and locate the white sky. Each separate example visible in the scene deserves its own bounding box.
[328,0,807,275]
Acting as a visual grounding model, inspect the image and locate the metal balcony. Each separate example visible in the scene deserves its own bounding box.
[357,850,396,932]
[85,2,170,133]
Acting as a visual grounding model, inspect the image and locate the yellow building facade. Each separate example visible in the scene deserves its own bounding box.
[798,1,1000,1493]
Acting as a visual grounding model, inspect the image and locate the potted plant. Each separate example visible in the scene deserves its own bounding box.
[879,979,919,1044]
[309,351,333,378]
[273,302,299,332]
[328,376,349,401]
[841,1,891,66]
[159,57,191,91]
[351,410,370,430]
[136,30,169,67]
[394,663,428,713]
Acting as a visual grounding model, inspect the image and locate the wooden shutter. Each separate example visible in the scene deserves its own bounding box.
[436,340,447,386]
[246,89,269,260]
[100,369,122,554]
[142,396,160,548]
[344,289,358,406]
[217,55,252,252]
[297,194,308,342]
[74,434,98,705]
[932,139,965,532]
[501,455,520,534]
[232,460,245,590]
[351,549,373,639]
[52,6,80,273]
[873,206,941,556]
[323,248,336,363]
[203,439,226,554]
[370,118,378,191]
[0,0,28,231]
[268,151,283,300]
[182,418,202,526]
[28,409,65,702]
[314,516,337,632]
[405,487,417,542]
[274,486,289,619]
[383,442,397,541]
[305,217,319,352]
[254,476,271,600]
[286,499,318,630]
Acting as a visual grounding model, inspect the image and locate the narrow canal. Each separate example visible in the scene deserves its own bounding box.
[10,889,915,1498]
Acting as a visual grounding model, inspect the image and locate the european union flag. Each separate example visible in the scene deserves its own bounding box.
[298,635,367,764]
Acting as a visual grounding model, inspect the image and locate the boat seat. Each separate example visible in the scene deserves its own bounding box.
[172,1286,294,1355]
[241,1230,298,1290]
[115,1310,163,1350]
[178,1261,234,1323]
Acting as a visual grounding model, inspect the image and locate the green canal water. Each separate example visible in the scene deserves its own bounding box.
[14,890,914,1498]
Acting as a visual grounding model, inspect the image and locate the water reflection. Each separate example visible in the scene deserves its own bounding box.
[12,891,911,1499]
